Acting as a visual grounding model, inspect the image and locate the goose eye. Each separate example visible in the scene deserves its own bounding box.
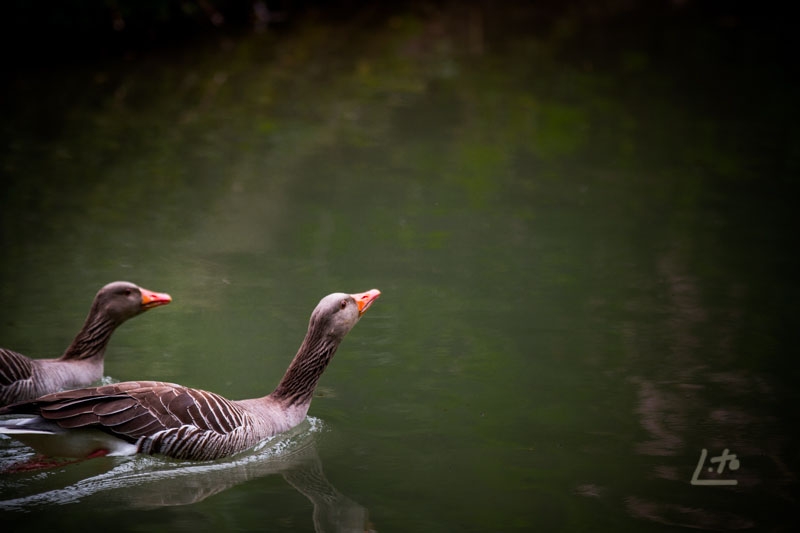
[123,288,132,296]
[340,299,348,310]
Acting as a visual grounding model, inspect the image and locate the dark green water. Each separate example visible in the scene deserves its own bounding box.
[1,2,797,531]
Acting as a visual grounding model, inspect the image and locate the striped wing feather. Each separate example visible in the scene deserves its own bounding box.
[29,381,249,443]
[0,348,34,386]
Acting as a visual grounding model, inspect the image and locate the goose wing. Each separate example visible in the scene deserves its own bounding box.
[0,348,34,386]
[0,348,35,405]
[2,380,249,443]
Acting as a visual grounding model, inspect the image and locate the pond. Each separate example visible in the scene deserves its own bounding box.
[1,2,797,531]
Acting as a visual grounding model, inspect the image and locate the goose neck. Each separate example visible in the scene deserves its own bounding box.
[270,332,340,407]
[59,312,117,362]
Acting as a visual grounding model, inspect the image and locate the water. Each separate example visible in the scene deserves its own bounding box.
[1,2,797,531]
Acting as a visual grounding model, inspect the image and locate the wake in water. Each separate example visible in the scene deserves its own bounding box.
[2,416,374,531]
[1,417,323,508]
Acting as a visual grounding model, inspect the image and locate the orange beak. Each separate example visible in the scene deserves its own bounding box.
[140,287,172,309]
[351,289,381,317]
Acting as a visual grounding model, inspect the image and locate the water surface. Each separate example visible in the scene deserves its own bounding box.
[1,2,797,531]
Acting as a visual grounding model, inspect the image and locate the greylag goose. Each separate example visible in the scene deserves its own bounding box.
[0,281,172,407]
[0,289,380,461]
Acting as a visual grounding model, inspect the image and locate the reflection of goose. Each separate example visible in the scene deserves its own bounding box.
[0,290,380,461]
[282,439,375,533]
[0,281,172,407]
[1,419,374,532]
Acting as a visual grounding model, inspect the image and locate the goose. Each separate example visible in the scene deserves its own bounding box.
[0,281,172,407]
[0,289,380,462]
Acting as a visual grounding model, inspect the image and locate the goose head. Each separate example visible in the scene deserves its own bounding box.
[92,281,172,323]
[309,289,381,339]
